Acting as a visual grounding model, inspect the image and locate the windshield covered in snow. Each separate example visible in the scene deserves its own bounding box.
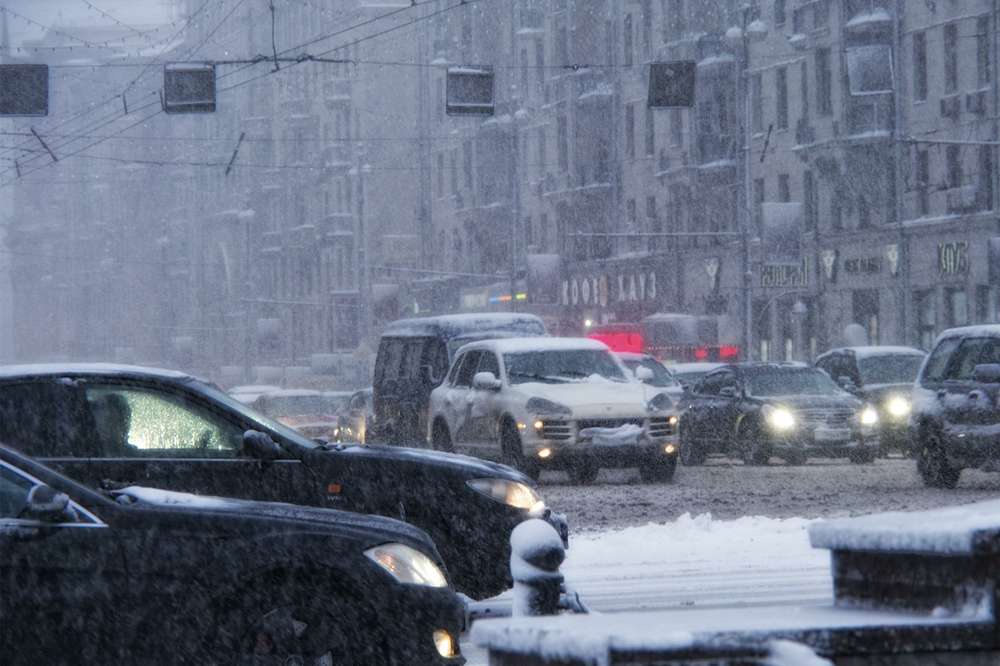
[746,368,846,397]
[621,357,679,388]
[857,355,925,386]
[504,350,628,385]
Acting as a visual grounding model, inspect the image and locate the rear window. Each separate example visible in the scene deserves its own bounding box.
[944,338,1000,381]
[0,381,102,458]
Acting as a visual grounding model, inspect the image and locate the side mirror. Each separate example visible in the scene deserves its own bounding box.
[242,430,283,461]
[21,484,77,524]
[634,366,654,382]
[837,376,858,392]
[473,371,502,391]
[719,386,739,399]
[974,364,1000,384]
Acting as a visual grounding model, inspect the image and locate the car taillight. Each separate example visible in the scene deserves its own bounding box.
[694,347,709,361]
[720,345,740,360]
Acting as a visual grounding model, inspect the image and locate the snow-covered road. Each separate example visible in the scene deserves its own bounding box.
[462,513,832,664]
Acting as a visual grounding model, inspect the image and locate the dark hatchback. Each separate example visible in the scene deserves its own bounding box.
[911,326,1000,488]
[815,346,926,453]
[0,364,565,600]
[0,445,464,665]
[678,363,880,465]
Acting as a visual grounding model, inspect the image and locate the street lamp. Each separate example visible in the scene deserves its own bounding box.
[725,6,767,362]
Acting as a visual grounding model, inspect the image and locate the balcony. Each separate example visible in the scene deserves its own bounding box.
[846,95,893,138]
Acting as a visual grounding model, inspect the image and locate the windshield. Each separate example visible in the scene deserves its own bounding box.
[197,383,318,450]
[622,358,679,388]
[504,350,628,384]
[858,355,925,386]
[747,369,846,397]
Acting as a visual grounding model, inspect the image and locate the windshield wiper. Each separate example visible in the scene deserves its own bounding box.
[510,371,564,384]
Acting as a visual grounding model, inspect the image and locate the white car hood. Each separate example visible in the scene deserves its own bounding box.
[519,380,668,415]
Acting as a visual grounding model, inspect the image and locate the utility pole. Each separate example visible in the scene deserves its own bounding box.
[355,151,372,345]
[416,5,432,271]
[738,7,755,362]
[893,0,909,346]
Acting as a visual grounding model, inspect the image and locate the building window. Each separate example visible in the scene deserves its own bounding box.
[525,215,534,247]
[831,195,843,230]
[858,196,871,228]
[520,48,529,95]
[670,108,683,146]
[752,73,763,133]
[625,104,636,159]
[537,128,547,178]
[645,106,655,156]
[557,113,568,169]
[436,153,444,197]
[978,16,991,87]
[774,0,785,27]
[947,145,962,189]
[556,23,568,65]
[804,170,816,230]
[539,212,549,251]
[980,145,995,210]
[945,287,968,327]
[800,60,809,120]
[853,289,880,345]
[641,0,652,56]
[944,23,958,94]
[535,38,545,91]
[669,0,686,34]
[977,285,997,322]
[776,66,788,130]
[450,149,458,195]
[914,289,936,349]
[753,177,765,230]
[913,31,927,102]
[815,48,832,115]
[778,174,791,202]
[623,14,634,67]
[463,140,473,190]
[916,148,930,216]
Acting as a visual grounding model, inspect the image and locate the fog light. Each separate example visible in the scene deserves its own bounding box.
[517,422,527,430]
[664,444,676,455]
[533,419,544,430]
[668,415,678,426]
[433,629,458,658]
[538,448,552,459]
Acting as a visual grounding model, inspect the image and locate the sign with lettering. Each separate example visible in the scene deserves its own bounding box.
[561,270,658,307]
[760,258,811,289]
[843,256,882,275]
[938,241,969,277]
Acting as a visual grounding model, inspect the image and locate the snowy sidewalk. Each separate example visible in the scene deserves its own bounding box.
[462,513,832,664]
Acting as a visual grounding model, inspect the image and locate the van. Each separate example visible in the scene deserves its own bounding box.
[372,313,547,445]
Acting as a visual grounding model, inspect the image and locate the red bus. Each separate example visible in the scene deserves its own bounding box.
[587,314,741,363]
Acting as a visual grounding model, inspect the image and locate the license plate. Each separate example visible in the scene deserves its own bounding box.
[815,428,851,442]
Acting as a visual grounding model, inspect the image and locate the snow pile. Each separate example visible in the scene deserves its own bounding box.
[579,423,643,446]
[766,640,832,666]
[510,519,566,617]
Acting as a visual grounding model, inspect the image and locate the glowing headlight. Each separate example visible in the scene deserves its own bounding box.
[433,629,458,658]
[764,405,796,431]
[364,543,448,587]
[467,478,544,512]
[860,405,879,427]
[885,395,911,419]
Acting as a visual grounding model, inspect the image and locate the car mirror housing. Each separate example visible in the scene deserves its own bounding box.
[837,376,858,392]
[22,484,77,524]
[242,430,283,461]
[974,364,1000,384]
[473,371,502,391]
[634,366,654,382]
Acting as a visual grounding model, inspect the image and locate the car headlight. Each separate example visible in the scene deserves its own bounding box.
[860,405,879,427]
[763,404,796,431]
[467,478,545,513]
[364,543,448,588]
[525,397,573,416]
[646,392,674,412]
[885,395,911,419]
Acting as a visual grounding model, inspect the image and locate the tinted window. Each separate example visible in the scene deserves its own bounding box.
[0,382,102,458]
[425,340,450,385]
[746,368,843,396]
[478,352,501,377]
[696,371,728,396]
[944,338,1000,381]
[0,464,32,518]
[504,350,627,384]
[922,337,962,383]
[376,338,406,381]
[857,355,925,385]
[454,351,482,387]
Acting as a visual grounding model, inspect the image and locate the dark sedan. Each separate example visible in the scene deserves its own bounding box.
[678,363,880,465]
[0,444,464,665]
[0,364,566,600]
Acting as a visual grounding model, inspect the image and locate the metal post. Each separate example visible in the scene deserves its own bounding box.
[893,0,909,345]
[509,124,519,311]
[356,152,372,344]
[740,10,755,362]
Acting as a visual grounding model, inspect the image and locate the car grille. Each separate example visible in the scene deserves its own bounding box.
[577,418,644,431]
[648,417,674,438]
[800,408,855,428]
[540,420,572,440]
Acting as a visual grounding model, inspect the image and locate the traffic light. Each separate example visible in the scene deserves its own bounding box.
[647,61,696,108]
[446,66,494,115]
[0,64,48,116]
[163,63,216,113]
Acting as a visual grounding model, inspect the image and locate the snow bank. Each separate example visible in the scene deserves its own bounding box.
[766,640,832,666]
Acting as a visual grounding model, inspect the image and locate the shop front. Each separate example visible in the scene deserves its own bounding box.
[558,256,670,336]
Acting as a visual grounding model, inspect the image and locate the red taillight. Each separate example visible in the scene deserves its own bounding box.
[694,347,709,361]
[720,345,740,360]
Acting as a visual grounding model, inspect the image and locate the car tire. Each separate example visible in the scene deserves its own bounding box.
[679,422,707,466]
[917,427,961,489]
[568,459,600,485]
[737,421,771,466]
[639,456,677,483]
[500,419,540,481]
[431,419,454,453]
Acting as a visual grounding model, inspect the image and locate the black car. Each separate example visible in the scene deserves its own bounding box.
[0,444,464,665]
[0,364,566,599]
[815,346,926,453]
[678,363,880,465]
[911,326,1000,489]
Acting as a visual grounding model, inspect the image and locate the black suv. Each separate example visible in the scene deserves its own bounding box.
[814,346,926,453]
[679,363,880,465]
[0,364,567,599]
[911,326,1000,488]
[0,445,464,665]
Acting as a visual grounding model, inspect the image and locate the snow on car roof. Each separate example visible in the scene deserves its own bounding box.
[936,324,1000,342]
[256,388,323,398]
[809,498,1000,555]
[668,362,725,374]
[613,352,652,361]
[820,346,925,359]
[463,337,610,354]
[230,384,283,394]
[382,313,546,337]
[0,363,193,382]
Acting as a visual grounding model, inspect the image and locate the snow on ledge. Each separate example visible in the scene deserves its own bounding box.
[809,499,1000,555]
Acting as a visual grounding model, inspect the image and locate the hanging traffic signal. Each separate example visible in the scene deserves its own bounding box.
[446,66,494,115]
[163,63,216,113]
[647,61,696,108]
[0,64,48,116]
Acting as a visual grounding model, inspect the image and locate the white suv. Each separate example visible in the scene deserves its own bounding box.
[428,337,680,484]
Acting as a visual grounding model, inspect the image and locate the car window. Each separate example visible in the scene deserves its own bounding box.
[695,371,726,396]
[922,337,962,384]
[424,340,450,385]
[446,353,465,385]
[747,369,844,396]
[504,350,627,384]
[0,382,102,458]
[454,351,482,388]
[478,352,501,378]
[401,339,426,380]
[0,464,32,518]
[945,338,1000,381]
[376,338,405,382]
[857,355,925,385]
[83,385,245,458]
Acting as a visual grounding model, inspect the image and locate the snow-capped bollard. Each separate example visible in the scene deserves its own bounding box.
[510,518,565,617]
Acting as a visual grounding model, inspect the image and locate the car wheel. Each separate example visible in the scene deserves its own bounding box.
[737,421,770,466]
[639,456,677,483]
[500,419,540,480]
[679,422,706,466]
[917,428,961,489]
[431,419,454,453]
[568,459,600,485]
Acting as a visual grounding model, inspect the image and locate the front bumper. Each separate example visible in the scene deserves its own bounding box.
[768,428,876,458]
[385,584,467,665]
[523,417,678,468]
